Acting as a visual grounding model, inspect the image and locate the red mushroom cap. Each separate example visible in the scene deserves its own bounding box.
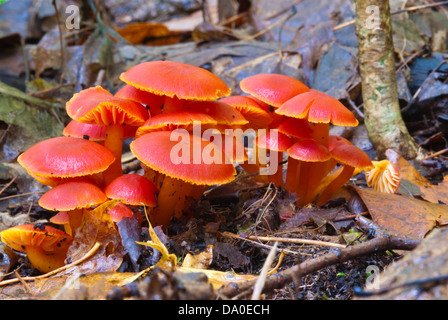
[107,203,135,222]
[119,60,231,101]
[115,84,164,111]
[276,89,358,126]
[275,118,315,140]
[104,174,157,207]
[240,74,310,107]
[130,131,236,185]
[17,136,115,178]
[183,100,248,127]
[330,144,373,170]
[38,180,108,211]
[287,139,331,162]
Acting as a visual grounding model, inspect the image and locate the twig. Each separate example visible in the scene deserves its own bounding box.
[422,147,448,160]
[333,0,448,31]
[0,191,45,202]
[252,241,278,300]
[28,83,74,97]
[219,216,420,298]
[0,242,101,288]
[222,231,346,249]
[0,176,16,197]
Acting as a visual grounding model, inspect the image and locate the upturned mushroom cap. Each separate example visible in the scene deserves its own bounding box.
[276,89,358,126]
[104,174,157,207]
[365,160,401,194]
[240,74,310,107]
[63,120,138,141]
[38,180,108,211]
[66,86,149,126]
[119,60,231,101]
[17,136,115,178]
[287,139,331,162]
[0,224,72,253]
[135,111,217,138]
[130,131,236,185]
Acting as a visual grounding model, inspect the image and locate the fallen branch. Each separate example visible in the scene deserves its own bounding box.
[219,216,420,299]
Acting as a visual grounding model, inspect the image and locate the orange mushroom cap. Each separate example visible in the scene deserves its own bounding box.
[119,60,231,101]
[328,135,352,151]
[330,144,374,170]
[135,111,217,138]
[130,131,236,185]
[365,160,401,194]
[38,180,108,211]
[17,136,115,178]
[276,89,358,126]
[254,131,293,152]
[219,95,273,129]
[104,173,157,207]
[287,139,331,162]
[107,203,135,222]
[240,74,310,108]
[66,86,149,126]
[0,224,72,253]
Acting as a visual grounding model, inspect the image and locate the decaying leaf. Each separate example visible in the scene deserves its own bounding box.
[353,186,448,239]
[386,149,448,204]
[66,200,124,274]
[115,22,184,46]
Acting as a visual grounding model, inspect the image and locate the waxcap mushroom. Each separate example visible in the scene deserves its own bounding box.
[104,173,157,207]
[18,136,115,178]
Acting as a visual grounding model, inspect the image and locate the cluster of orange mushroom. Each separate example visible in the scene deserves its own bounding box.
[0,60,399,274]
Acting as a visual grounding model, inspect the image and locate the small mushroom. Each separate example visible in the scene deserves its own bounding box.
[0,224,72,273]
[365,160,401,194]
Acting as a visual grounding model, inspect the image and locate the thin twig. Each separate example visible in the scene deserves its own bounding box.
[222,231,346,249]
[0,191,45,202]
[333,1,448,31]
[0,176,16,197]
[422,148,448,160]
[252,241,278,300]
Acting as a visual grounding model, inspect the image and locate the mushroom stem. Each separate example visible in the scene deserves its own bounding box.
[152,175,184,228]
[316,165,355,206]
[268,150,283,187]
[284,157,299,191]
[103,124,125,186]
[295,162,311,207]
[312,123,330,147]
[26,246,68,273]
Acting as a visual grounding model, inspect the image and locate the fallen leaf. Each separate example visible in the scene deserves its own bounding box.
[386,149,448,204]
[115,22,183,46]
[353,186,448,239]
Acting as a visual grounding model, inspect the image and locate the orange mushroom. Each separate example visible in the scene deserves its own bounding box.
[276,90,359,205]
[119,60,231,113]
[66,86,149,185]
[39,180,109,235]
[130,130,236,228]
[365,160,401,194]
[316,144,373,206]
[286,139,332,205]
[0,224,72,273]
[17,136,115,187]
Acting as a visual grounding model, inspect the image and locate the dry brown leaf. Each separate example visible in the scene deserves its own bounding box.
[115,22,183,46]
[386,149,448,204]
[354,186,448,239]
